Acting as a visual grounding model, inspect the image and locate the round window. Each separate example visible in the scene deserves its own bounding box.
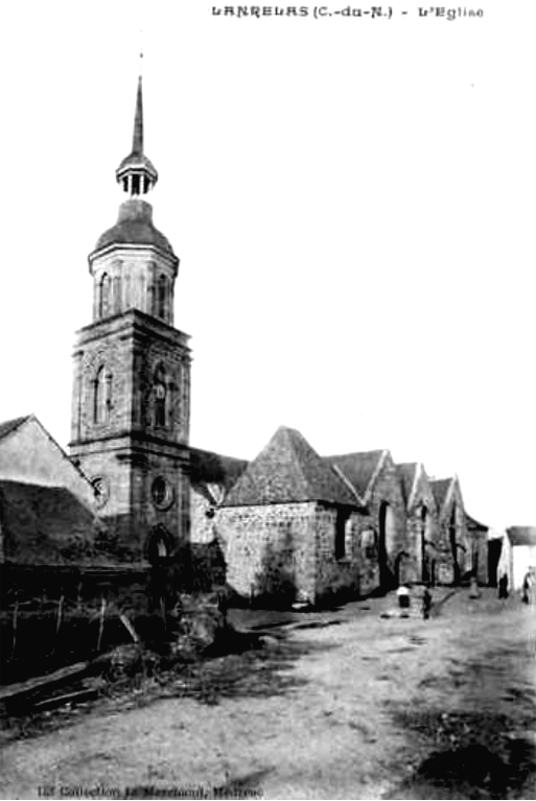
[151,476,174,510]
[91,475,109,508]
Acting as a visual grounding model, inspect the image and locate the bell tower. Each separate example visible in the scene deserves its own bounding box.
[69,74,191,562]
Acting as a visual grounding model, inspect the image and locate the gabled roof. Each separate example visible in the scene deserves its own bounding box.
[189,447,248,503]
[506,527,536,547]
[0,479,102,565]
[397,462,418,506]
[222,426,359,508]
[325,450,386,499]
[430,478,452,510]
[0,413,95,494]
[0,415,30,442]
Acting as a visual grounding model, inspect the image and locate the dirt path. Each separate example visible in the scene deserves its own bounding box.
[0,590,534,800]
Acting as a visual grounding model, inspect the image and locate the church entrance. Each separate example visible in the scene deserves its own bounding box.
[146,524,173,565]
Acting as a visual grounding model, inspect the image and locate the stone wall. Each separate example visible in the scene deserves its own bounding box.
[217,502,317,603]
[436,479,468,584]
[361,453,409,586]
[313,505,362,601]
[69,310,192,562]
[204,463,476,603]
[190,484,220,545]
[469,530,489,585]
[71,312,190,448]
[74,443,190,562]
[404,468,440,584]
[217,501,377,604]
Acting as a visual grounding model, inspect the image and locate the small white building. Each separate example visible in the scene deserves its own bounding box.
[500,527,536,590]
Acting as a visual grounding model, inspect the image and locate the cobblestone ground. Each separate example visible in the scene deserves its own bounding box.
[0,588,534,800]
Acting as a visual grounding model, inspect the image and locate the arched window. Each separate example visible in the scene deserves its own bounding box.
[361,528,377,560]
[153,365,167,427]
[156,274,167,320]
[98,273,111,318]
[93,366,112,424]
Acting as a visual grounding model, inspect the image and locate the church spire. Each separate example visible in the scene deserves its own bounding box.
[115,73,158,196]
[132,76,144,155]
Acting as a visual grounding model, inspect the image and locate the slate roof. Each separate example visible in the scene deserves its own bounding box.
[189,447,248,502]
[506,527,536,547]
[0,479,102,565]
[325,450,385,499]
[430,478,452,510]
[222,426,359,507]
[397,462,418,506]
[0,416,30,442]
[93,199,175,257]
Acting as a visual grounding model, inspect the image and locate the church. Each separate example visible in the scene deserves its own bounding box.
[0,76,488,604]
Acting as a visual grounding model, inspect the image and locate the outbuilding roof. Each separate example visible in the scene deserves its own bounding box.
[0,479,103,565]
[0,416,30,442]
[189,447,248,490]
[506,527,536,547]
[222,426,359,507]
[189,447,248,504]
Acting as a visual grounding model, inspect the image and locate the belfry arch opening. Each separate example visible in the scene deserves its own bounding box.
[153,364,167,428]
[98,273,111,319]
[93,365,112,424]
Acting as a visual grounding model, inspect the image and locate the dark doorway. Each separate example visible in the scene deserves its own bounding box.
[379,502,396,590]
[449,506,461,585]
[420,505,428,582]
[488,538,502,587]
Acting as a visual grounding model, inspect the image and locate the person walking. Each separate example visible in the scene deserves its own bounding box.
[498,573,509,600]
[522,571,532,604]
[422,585,432,620]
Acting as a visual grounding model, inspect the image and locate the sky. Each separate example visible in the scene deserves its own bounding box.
[0,0,534,530]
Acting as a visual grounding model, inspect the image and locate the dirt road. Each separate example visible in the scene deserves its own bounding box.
[0,589,534,799]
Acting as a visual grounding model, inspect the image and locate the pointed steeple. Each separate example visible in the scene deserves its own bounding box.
[132,75,144,155]
[115,75,158,196]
